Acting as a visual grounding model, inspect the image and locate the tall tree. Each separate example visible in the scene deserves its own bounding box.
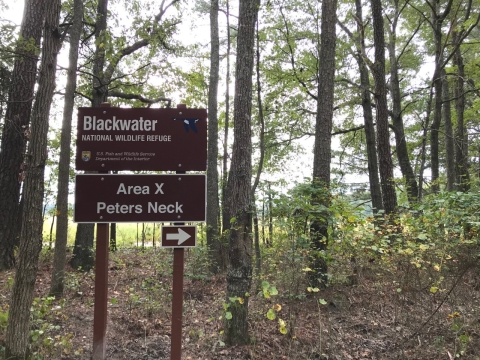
[370,0,397,213]
[5,0,62,357]
[386,0,419,204]
[221,0,232,236]
[0,0,46,270]
[50,0,84,296]
[309,0,338,288]
[206,0,222,273]
[442,68,455,191]
[338,0,383,213]
[224,0,259,345]
[430,0,453,193]
[71,0,109,271]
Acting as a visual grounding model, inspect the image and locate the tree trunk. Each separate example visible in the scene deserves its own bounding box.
[224,0,259,345]
[253,203,261,277]
[72,0,109,268]
[71,223,95,271]
[207,0,223,273]
[453,30,470,191]
[50,0,84,297]
[5,0,62,357]
[222,0,231,236]
[309,0,337,289]
[0,0,46,271]
[442,69,455,191]
[370,0,397,214]
[430,0,452,193]
[110,222,117,251]
[355,0,383,213]
[387,7,418,204]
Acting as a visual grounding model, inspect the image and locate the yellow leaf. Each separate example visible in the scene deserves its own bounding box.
[273,304,282,312]
[433,264,440,271]
[238,298,244,304]
[430,286,438,294]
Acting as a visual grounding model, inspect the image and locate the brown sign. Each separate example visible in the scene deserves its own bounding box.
[75,107,207,171]
[74,174,206,223]
[161,226,197,248]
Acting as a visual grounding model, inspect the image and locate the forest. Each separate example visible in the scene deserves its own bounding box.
[1,0,480,358]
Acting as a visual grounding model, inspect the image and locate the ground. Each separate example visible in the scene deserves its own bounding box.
[1,246,480,359]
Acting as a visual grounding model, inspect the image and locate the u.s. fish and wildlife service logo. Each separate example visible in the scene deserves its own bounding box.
[82,151,91,162]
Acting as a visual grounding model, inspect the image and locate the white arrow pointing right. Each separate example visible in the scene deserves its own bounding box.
[166,228,191,245]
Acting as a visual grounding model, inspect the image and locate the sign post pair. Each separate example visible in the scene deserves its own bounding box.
[74,103,207,360]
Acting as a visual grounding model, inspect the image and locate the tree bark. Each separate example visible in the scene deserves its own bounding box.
[370,0,397,214]
[72,0,109,269]
[386,3,418,204]
[50,0,84,297]
[224,0,259,345]
[309,0,337,289]
[5,0,62,357]
[0,0,46,270]
[222,0,232,237]
[453,30,470,191]
[355,0,383,213]
[430,0,453,193]
[207,0,223,273]
[442,69,455,191]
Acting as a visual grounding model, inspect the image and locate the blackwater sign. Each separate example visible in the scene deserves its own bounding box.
[74,174,206,223]
[75,107,207,171]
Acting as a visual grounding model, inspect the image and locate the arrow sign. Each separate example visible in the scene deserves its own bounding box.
[161,226,197,248]
[166,228,191,245]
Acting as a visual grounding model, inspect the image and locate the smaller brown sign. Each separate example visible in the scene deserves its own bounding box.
[74,174,206,223]
[161,226,197,248]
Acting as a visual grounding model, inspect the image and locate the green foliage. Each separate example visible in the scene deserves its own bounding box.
[27,297,75,358]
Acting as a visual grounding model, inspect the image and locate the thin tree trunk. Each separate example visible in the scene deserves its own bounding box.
[442,69,455,191]
[418,88,434,200]
[49,213,55,249]
[72,0,109,268]
[355,0,383,213]
[50,0,84,296]
[453,30,470,191]
[430,0,453,193]
[253,203,261,277]
[387,5,418,204]
[207,0,222,273]
[5,0,62,356]
[0,0,46,270]
[222,0,231,235]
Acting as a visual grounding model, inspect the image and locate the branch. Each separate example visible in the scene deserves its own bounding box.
[278,6,318,101]
[103,0,180,83]
[108,91,172,107]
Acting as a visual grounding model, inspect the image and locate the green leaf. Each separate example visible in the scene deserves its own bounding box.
[263,289,271,299]
[319,299,327,305]
[261,281,270,291]
[266,308,276,320]
[225,311,232,320]
[430,286,438,294]
[269,286,278,296]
